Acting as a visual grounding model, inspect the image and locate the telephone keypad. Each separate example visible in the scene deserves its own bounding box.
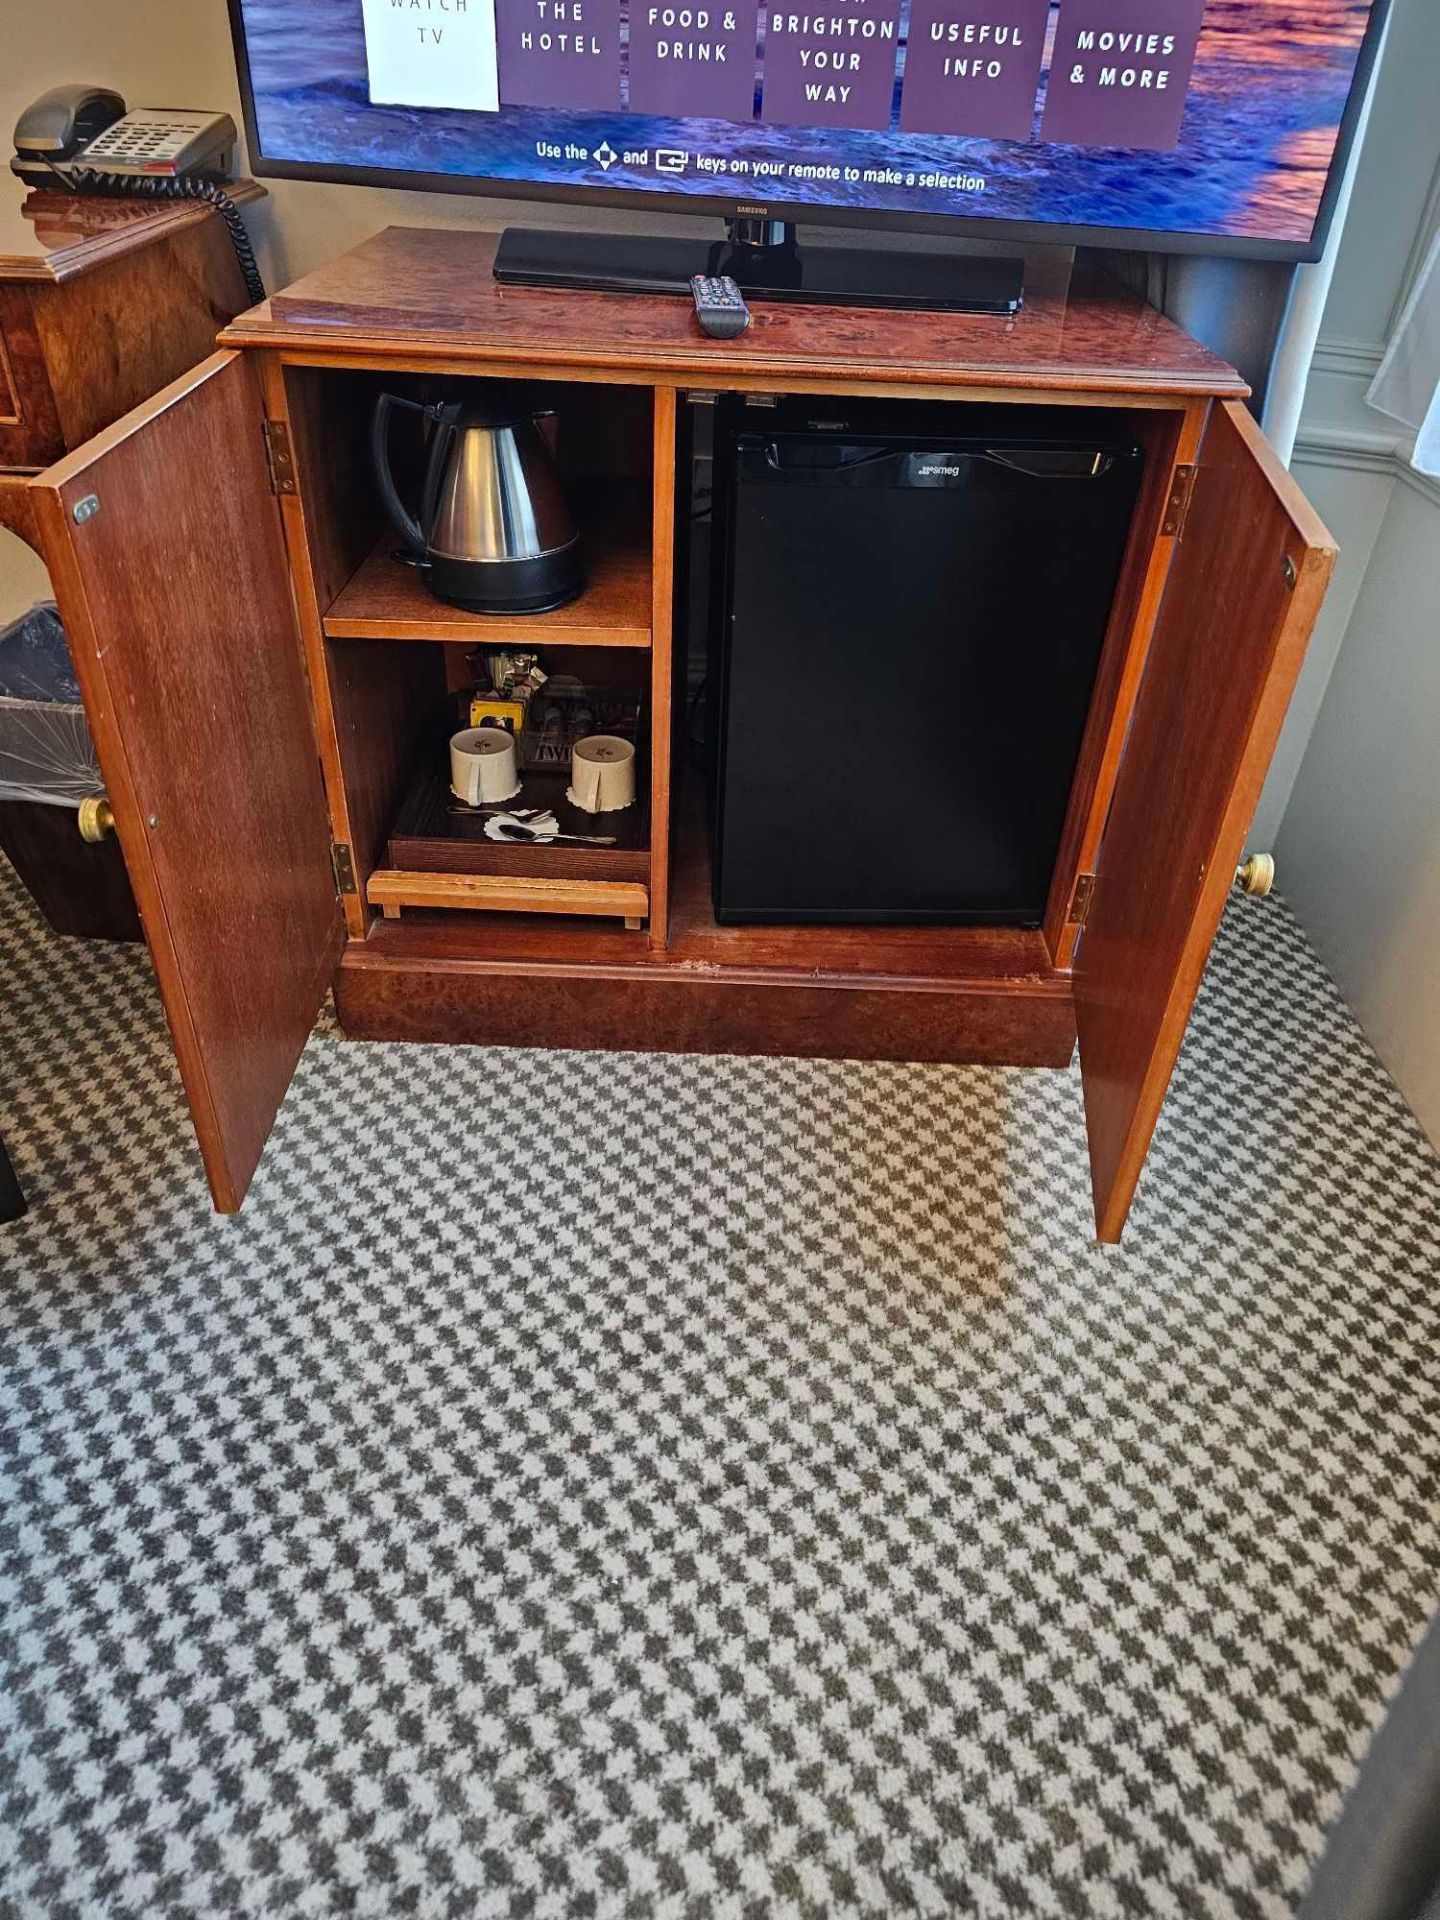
[85,119,214,164]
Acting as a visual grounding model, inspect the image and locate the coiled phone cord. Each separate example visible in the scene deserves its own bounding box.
[66,168,266,306]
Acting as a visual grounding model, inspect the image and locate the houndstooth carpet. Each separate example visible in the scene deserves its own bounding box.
[2,853,1439,1920]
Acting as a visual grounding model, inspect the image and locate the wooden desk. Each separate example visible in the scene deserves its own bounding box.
[26,226,1334,1239]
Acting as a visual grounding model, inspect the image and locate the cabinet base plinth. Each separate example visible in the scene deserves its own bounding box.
[335,953,1076,1067]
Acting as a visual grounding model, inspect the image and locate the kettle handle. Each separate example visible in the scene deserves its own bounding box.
[370,393,429,554]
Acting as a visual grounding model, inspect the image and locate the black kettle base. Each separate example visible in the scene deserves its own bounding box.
[427,546,585,617]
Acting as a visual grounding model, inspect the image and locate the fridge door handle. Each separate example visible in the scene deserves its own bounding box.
[763,442,895,473]
[984,449,1117,480]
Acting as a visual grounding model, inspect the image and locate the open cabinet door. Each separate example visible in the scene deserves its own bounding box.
[1076,401,1336,1243]
[31,351,342,1214]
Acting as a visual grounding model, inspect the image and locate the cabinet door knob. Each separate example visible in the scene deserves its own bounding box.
[1234,852,1275,898]
[77,795,115,844]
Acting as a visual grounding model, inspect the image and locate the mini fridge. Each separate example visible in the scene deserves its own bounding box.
[707,397,1145,925]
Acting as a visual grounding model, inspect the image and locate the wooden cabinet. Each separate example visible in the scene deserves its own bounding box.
[0,186,268,966]
[25,227,1335,1240]
[0,184,264,514]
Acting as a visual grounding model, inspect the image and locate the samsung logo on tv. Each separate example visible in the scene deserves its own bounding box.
[734,203,770,216]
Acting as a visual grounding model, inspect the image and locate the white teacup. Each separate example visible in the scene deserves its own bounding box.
[568,735,637,814]
[450,726,521,806]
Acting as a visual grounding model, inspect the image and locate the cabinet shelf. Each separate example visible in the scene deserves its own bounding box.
[387,762,649,884]
[369,757,650,924]
[321,485,653,648]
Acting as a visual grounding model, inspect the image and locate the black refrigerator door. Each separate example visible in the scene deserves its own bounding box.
[711,420,1143,925]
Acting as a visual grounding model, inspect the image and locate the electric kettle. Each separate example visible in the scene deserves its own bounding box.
[370,389,584,613]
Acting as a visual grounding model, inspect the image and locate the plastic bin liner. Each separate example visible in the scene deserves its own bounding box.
[0,603,104,807]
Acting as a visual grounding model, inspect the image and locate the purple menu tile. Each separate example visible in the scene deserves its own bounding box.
[762,0,902,130]
[899,0,1048,139]
[627,0,760,121]
[499,0,622,108]
[1041,0,1206,151]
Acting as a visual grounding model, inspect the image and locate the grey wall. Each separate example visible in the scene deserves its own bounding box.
[1250,0,1440,848]
[1280,480,1440,1143]
[1268,0,1440,1145]
[0,533,48,627]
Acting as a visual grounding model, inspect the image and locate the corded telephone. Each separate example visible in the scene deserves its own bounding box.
[10,85,263,303]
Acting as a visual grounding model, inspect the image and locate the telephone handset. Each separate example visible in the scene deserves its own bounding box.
[10,86,128,172]
[11,86,263,303]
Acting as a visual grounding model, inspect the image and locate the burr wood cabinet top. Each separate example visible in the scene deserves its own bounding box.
[0,182,265,283]
[221,226,1249,399]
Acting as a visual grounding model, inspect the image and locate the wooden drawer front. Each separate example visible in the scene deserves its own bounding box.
[0,287,63,467]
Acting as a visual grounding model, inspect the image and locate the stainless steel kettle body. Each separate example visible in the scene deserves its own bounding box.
[371,390,584,613]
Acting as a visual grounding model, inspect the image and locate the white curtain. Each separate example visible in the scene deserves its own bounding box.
[1366,224,1440,477]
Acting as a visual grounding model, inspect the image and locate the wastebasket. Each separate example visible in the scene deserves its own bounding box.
[0,602,141,942]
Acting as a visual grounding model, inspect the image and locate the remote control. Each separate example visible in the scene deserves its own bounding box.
[691,274,751,340]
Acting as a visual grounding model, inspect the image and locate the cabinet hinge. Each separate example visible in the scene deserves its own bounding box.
[262,419,297,495]
[1162,463,1197,539]
[330,841,357,897]
[1069,872,1096,925]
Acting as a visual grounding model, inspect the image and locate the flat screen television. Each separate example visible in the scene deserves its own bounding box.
[228,0,1389,282]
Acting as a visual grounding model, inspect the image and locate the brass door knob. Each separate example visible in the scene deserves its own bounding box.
[77,795,115,844]
[1234,852,1275,898]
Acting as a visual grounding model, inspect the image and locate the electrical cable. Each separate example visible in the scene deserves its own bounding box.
[65,167,266,305]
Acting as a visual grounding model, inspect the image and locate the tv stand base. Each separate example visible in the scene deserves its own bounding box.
[493,223,1024,313]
